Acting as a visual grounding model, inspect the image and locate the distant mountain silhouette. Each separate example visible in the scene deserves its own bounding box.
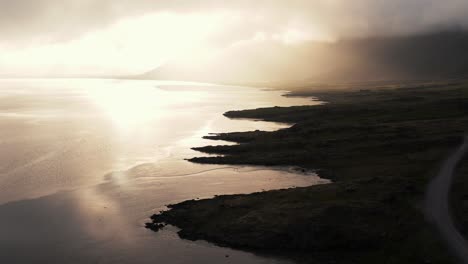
[141,30,468,84]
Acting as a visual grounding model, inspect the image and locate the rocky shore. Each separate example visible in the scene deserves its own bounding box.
[147,80,468,263]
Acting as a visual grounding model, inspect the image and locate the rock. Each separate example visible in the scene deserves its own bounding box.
[145,222,165,232]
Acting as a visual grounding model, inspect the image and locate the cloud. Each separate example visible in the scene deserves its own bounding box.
[0,0,144,46]
[1,0,468,46]
[0,0,467,75]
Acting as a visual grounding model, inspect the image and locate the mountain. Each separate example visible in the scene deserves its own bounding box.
[141,30,468,84]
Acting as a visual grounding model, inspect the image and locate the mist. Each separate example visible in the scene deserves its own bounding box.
[1,0,468,76]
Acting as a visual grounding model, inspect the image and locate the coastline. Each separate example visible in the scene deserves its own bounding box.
[147,80,468,263]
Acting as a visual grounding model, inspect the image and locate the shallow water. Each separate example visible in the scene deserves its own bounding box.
[0,79,325,263]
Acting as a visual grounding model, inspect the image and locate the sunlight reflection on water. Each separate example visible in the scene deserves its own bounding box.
[0,78,324,264]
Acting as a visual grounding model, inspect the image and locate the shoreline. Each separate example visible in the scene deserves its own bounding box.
[147,80,468,263]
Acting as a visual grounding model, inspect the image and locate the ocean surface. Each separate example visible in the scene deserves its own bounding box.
[0,78,326,263]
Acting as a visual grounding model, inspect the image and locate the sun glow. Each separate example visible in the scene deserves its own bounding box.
[85,81,206,130]
[0,9,335,77]
[86,81,166,128]
[0,12,228,76]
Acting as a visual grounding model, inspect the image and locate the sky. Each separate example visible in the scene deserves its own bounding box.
[1,0,467,76]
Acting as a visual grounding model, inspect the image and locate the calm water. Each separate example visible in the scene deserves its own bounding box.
[0,79,325,263]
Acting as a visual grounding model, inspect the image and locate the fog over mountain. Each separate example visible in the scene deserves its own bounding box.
[143,30,468,83]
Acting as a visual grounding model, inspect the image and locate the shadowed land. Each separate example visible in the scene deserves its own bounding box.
[147,80,468,263]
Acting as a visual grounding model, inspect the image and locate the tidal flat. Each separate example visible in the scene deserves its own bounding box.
[148,79,468,263]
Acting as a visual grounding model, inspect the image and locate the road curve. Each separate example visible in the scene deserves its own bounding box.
[426,136,468,263]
